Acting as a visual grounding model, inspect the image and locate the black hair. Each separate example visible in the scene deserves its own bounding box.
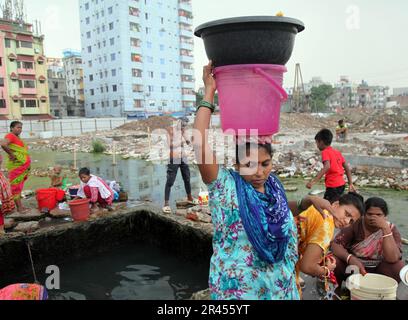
[338,119,344,125]
[336,192,365,216]
[315,129,333,146]
[365,197,389,216]
[79,167,91,176]
[235,143,273,164]
[10,121,23,130]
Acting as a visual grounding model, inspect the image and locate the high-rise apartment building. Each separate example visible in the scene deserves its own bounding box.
[79,0,195,117]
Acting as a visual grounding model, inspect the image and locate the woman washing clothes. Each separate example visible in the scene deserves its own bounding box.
[332,197,405,285]
[75,168,114,211]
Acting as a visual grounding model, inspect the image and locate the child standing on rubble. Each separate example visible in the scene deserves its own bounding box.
[307,129,356,202]
[0,153,15,236]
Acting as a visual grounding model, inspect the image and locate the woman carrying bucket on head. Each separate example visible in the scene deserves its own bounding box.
[332,197,405,285]
[193,62,300,300]
[1,121,31,213]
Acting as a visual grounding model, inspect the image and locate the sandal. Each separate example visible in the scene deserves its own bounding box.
[162,206,172,214]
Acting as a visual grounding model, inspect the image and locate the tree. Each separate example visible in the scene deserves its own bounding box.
[310,84,334,112]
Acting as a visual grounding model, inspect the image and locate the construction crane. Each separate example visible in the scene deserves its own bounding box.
[291,63,309,113]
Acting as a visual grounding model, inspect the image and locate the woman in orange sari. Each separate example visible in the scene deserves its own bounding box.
[1,121,31,213]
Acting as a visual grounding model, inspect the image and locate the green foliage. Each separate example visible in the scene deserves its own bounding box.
[92,139,106,153]
[310,84,334,112]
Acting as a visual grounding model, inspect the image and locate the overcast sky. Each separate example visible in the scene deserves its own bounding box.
[22,0,408,89]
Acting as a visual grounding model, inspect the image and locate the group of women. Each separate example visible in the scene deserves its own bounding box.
[194,62,405,300]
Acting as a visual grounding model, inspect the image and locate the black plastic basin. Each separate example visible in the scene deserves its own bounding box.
[194,16,305,67]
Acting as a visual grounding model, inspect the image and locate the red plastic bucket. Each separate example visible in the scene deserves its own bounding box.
[214,64,288,136]
[50,188,66,202]
[69,199,90,222]
[36,189,58,211]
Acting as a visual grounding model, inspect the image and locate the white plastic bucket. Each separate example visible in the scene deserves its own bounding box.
[346,274,398,300]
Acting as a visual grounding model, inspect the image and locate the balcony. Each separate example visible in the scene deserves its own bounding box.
[19,87,37,95]
[181,81,194,89]
[180,40,193,51]
[179,1,192,12]
[180,55,194,63]
[21,107,40,115]
[17,68,36,75]
[181,68,194,76]
[182,94,196,101]
[179,16,193,25]
[16,47,35,56]
[180,28,193,38]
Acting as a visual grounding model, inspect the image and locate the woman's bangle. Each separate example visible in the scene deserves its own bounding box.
[346,254,353,264]
[320,266,330,278]
[382,232,393,239]
[197,100,215,113]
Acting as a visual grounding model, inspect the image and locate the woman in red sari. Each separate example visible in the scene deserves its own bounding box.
[1,121,31,213]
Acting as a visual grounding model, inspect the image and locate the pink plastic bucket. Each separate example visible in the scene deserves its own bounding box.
[214,64,288,136]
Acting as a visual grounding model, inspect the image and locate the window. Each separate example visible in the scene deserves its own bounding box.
[97,27,100,34]
[86,17,90,24]
[161,17,164,24]
[87,46,92,53]
[98,57,102,64]
[90,89,95,95]
[113,100,118,107]
[161,86,166,93]
[145,27,151,34]
[101,87,104,93]
[17,61,34,69]
[160,58,165,65]
[105,71,108,78]
[145,13,149,20]
[134,99,143,108]
[130,22,140,32]
[86,31,91,39]
[103,40,106,47]
[110,38,115,45]
[99,71,103,79]
[19,80,36,88]
[111,53,116,61]
[111,69,116,76]
[20,41,33,48]
[0,78,4,87]
[97,42,101,49]
[88,60,92,67]
[52,81,58,89]
[106,85,109,92]
[91,103,95,110]
[132,38,142,47]
[96,12,99,19]
[148,85,154,92]
[129,7,140,16]
[102,25,105,32]
[109,22,114,30]
[108,7,113,14]
[101,101,105,107]
[132,84,143,92]
[131,54,142,62]
[160,44,164,51]
[113,85,117,92]
[89,74,94,81]
[147,56,153,63]
[5,39,10,48]
[20,100,37,108]
[161,72,166,79]
[0,99,6,108]
[85,2,89,10]
[148,71,154,78]
[132,69,142,77]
